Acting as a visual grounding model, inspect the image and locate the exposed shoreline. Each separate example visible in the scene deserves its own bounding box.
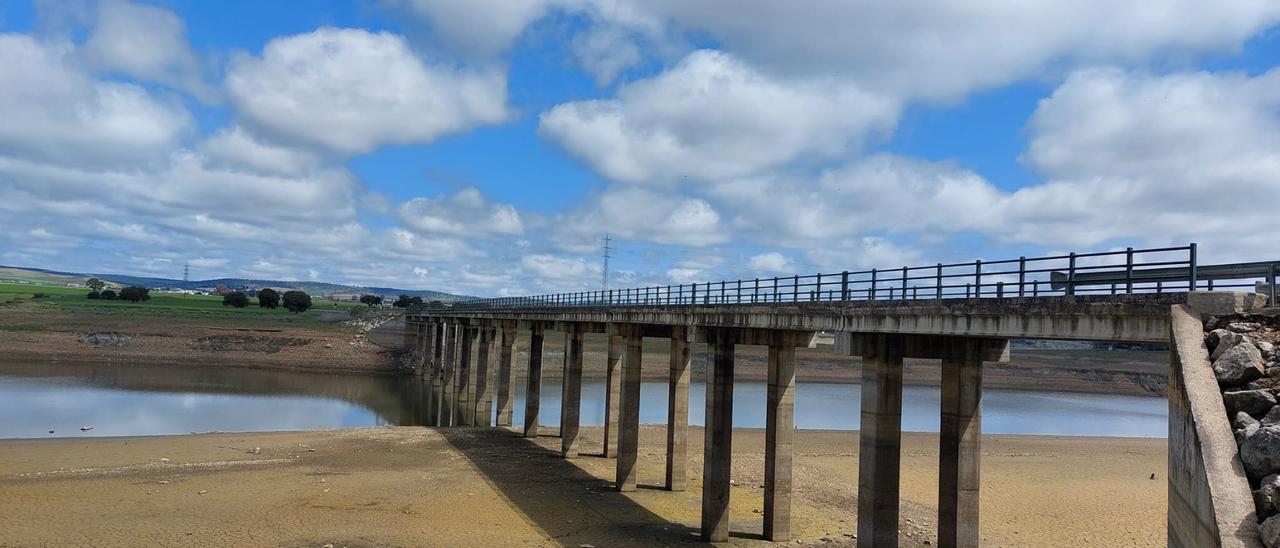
[0,425,1166,547]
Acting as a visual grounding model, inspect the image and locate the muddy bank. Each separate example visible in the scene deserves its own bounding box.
[0,426,1165,547]
[0,306,402,374]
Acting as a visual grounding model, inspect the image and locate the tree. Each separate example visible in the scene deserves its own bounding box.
[85,278,105,291]
[257,288,280,309]
[360,294,383,307]
[223,291,249,308]
[119,286,150,303]
[215,283,230,295]
[283,290,312,314]
[99,289,117,300]
[392,294,417,308]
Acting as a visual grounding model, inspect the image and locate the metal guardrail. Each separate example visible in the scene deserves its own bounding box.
[439,244,1276,312]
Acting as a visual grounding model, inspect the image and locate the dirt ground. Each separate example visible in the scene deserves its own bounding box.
[0,426,1166,547]
[0,305,399,374]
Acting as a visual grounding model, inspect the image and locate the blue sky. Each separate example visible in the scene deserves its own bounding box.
[1,1,1278,295]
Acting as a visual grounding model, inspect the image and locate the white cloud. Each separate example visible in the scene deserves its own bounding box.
[388,0,555,57]
[80,0,213,101]
[199,126,322,176]
[553,186,728,251]
[747,252,793,274]
[521,254,600,281]
[539,50,898,184]
[0,33,191,166]
[398,187,524,237]
[227,27,512,155]
[571,25,642,85]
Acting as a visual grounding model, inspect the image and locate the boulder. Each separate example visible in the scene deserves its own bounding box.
[1240,426,1280,479]
[1188,291,1268,316]
[1228,321,1262,333]
[1258,474,1280,518]
[1225,389,1278,417]
[1239,411,1264,430]
[1238,412,1263,444]
[1263,513,1280,548]
[1215,343,1266,387]
[1211,330,1246,361]
[1265,407,1280,427]
[1261,341,1277,358]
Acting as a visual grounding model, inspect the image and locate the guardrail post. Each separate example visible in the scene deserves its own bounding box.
[1269,262,1277,305]
[936,264,943,300]
[792,275,799,302]
[1189,242,1198,291]
[870,268,878,301]
[1125,247,1134,294]
[997,282,1004,298]
[841,271,849,301]
[1066,253,1076,296]
[901,267,908,300]
[974,260,982,298]
[1017,257,1026,297]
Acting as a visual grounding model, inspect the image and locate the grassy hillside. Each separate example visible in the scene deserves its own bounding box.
[0,282,365,319]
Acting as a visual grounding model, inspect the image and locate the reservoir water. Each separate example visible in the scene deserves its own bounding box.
[0,361,1166,439]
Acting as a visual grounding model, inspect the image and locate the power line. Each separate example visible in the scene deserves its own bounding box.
[601,233,612,291]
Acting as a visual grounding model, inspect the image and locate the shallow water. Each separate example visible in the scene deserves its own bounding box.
[0,361,1166,439]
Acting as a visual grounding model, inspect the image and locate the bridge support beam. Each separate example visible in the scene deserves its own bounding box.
[456,325,475,426]
[603,330,623,458]
[616,325,643,491]
[666,325,690,491]
[474,325,495,427]
[430,322,444,426]
[562,324,584,458]
[524,324,545,438]
[421,320,435,423]
[701,330,735,542]
[440,322,458,427]
[938,339,984,548]
[765,331,798,541]
[857,333,906,548]
[496,321,516,427]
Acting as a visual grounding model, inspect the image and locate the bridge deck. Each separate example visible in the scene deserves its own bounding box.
[412,293,1185,343]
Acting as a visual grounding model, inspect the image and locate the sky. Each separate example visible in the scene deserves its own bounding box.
[1,1,1278,296]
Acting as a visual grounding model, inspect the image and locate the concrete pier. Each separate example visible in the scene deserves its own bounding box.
[496,322,515,427]
[765,331,798,541]
[561,324,584,458]
[938,339,983,548]
[701,331,735,542]
[603,332,623,458]
[523,325,544,438]
[666,325,690,491]
[440,323,459,427]
[474,326,495,427]
[456,326,474,427]
[857,333,905,547]
[616,326,643,492]
[430,322,444,426]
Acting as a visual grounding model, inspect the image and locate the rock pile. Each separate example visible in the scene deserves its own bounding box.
[1207,312,1280,545]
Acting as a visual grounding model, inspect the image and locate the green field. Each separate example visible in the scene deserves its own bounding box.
[0,282,364,319]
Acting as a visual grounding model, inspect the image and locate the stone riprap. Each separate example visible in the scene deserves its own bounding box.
[1207,313,1280,546]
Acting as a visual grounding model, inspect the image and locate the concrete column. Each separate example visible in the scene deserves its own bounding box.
[456,326,475,426]
[523,325,544,438]
[415,321,427,375]
[602,332,623,457]
[403,317,415,355]
[474,327,495,427]
[765,331,797,541]
[666,325,690,491]
[560,330,571,436]
[496,323,516,427]
[430,322,445,426]
[857,333,906,547]
[938,339,983,548]
[701,331,735,542]
[561,325,584,458]
[422,320,435,422]
[440,323,457,427]
[615,326,643,492]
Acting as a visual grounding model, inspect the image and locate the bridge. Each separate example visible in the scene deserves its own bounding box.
[404,244,1278,546]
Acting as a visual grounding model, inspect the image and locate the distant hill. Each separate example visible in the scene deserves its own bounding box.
[0,265,467,302]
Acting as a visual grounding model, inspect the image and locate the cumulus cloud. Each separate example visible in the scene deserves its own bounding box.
[80,0,213,101]
[227,27,512,155]
[0,33,191,166]
[388,0,555,57]
[199,126,322,176]
[552,186,728,252]
[540,50,898,184]
[398,187,524,237]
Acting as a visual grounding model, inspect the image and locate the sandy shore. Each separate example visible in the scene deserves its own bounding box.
[0,426,1165,547]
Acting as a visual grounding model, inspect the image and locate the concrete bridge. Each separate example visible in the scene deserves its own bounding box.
[402,245,1276,546]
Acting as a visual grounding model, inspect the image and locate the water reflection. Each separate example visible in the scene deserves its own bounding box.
[0,362,1166,439]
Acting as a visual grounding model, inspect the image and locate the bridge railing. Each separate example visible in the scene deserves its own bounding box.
[443,243,1273,311]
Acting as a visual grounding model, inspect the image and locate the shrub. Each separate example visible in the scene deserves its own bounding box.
[32,293,49,299]
[257,288,280,309]
[393,295,424,308]
[223,291,250,308]
[359,294,383,307]
[118,286,150,303]
[100,289,117,300]
[282,290,312,314]
[87,291,100,300]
